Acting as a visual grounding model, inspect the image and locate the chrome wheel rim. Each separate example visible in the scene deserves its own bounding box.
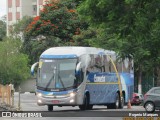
[116,99,119,108]
[146,103,154,112]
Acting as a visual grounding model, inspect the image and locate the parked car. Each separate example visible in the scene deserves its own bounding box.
[143,87,160,113]
[131,93,144,105]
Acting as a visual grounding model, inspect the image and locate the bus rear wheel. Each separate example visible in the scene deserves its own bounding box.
[108,93,120,109]
[119,94,124,109]
[48,105,53,111]
[114,93,120,109]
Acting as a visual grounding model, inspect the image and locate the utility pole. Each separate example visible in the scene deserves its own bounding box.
[17,86,21,111]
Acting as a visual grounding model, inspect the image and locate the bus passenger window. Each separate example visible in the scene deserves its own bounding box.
[116,59,123,73]
[123,58,129,72]
[110,55,117,73]
[104,55,110,72]
[109,61,111,72]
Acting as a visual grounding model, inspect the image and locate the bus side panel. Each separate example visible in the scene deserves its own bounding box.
[86,84,119,104]
[120,73,134,103]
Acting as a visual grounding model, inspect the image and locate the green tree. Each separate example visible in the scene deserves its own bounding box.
[24,36,62,63]
[25,0,82,41]
[0,38,30,86]
[73,27,98,46]
[78,0,160,93]
[0,20,6,41]
[23,0,87,63]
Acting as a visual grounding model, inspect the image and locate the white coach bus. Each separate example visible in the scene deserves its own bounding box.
[31,47,134,111]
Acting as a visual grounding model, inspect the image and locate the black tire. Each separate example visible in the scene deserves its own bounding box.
[79,94,87,110]
[107,104,114,109]
[79,104,86,110]
[48,105,53,111]
[145,102,155,113]
[113,93,120,109]
[107,93,120,109]
[87,105,93,110]
[119,94,124,109]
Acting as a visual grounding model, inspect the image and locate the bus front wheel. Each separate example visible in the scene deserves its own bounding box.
[87,105,93,110]
[48,105,53,111]
[79,94,88,110]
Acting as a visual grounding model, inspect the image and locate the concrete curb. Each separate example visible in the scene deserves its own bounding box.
[0,104,17,111]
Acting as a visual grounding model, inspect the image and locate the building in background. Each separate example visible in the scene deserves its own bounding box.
[6,0,55,36]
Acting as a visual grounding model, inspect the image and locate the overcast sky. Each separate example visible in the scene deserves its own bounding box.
[0,0,7,18]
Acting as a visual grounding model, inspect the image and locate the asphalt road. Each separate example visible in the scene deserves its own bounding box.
[0,93,156,120]
[12,92,145,111]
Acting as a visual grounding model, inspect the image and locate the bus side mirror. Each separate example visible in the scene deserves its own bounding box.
[76,62,81,73]
[31,62,39,76]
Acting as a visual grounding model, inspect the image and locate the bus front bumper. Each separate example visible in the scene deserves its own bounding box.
[37,93,78,106]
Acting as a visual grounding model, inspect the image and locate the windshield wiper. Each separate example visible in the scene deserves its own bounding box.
[58,74,65,89]
[45,74,55,89]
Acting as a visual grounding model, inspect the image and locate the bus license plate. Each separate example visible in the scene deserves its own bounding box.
[52,100,59,104]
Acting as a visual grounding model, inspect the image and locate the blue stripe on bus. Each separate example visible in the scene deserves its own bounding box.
[40,54,77,59]
[37,89,77,95]
[87,72,118,83]
[37,89,68,95]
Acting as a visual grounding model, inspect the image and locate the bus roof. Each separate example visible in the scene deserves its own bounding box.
[40,47,116,59]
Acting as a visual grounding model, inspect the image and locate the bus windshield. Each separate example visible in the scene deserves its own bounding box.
[37,58,77,91]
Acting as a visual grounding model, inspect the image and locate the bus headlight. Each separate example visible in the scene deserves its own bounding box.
[37,93,42,97]
[70,92,75,97]
[38,99,42,103]
[70,99,74,103]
